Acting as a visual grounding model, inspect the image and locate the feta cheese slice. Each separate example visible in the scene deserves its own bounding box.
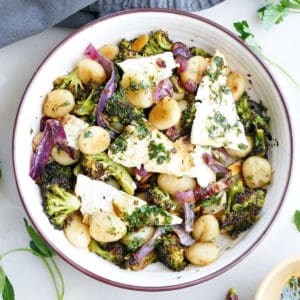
[191,50,247,151]
[108,122,215,187]
[75,174,182,225]
[62,114,89,150]
[117,52,176,84]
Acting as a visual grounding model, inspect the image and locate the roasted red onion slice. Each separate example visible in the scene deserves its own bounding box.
[175,55,188,73]
[29,119,73,180]
[133,227,166,263]
[194,173,232,200]
[182,79,198,94]
[165,126,180,141]
[175,190,195,204]
[153,78,173,102]
[84,44,117,127]
[172,42,192,59]
[184,202,195,233]
[171,225,195,246]
[202,153,230,174]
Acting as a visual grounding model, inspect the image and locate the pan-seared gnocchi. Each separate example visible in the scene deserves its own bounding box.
[193,215,220,242]
[157,173,196,195]
[78,58,107,85]
[185,242,220,266]
[89,211,127,243]
[242,156,272,189]
[226,72,246,101]
[149,97,181,130]
[43,89,75,118]
[78,126,111,155]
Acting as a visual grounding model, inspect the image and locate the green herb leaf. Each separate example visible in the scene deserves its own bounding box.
[2,277,15,300]
[233,20,300,91]
[24,219,54,258]
[294,210,300,231]
[258,4,289,29]
[233,21,262,54]
[0,265,6,294]
[281,0,300,9]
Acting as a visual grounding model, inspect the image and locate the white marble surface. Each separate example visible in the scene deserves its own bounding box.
[0,0,299,299]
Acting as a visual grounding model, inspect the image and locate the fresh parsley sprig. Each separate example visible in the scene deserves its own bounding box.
[258,0,300,29]
[233,20,300,91]
[0,219,64,300]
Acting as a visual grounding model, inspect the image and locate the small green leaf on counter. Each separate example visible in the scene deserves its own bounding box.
[258,0,300,29]
[2,276,15,300]
[24,219,54,258]
[0,265,6,294]
[294,210,300,231]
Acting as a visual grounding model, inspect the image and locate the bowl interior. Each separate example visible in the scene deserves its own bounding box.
[13,10,292,290]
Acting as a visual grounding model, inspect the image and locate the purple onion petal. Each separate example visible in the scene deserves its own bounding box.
[133,227,165,263]
[84,44,117,127]
[153,79,173,102]
[165,126,180,141]
[172,225,195,246]
[29,119,74,180]
[175,190,195,204]
[184,202,195,233]
[183,79,198,94]
[39,116,49,132]
[194,173,232,200]
[175,55,188,73]
[172,42,192,59]
[135,165,148,180]
[48,119,74,159]
[202,152,230,174]
[29,124,54,180]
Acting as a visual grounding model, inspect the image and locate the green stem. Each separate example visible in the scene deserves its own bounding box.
[255,50,300,91]
[0,248,62,300]
[49,256,65,300]
[288,10,300,14]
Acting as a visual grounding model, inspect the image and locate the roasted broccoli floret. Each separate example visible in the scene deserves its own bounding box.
[189,46,212,58]
[182,100,196,136]
[43,184,81,229]
[82,153,136,195]
[236,94,270,156]
[147,186,178,213]
[124,252,157,271]
[156,233,187,271]
[220,181,265,238]
[38,162,75,195]
[73,88,98,116]
[104,89,144,126]
[142,30,173,56]
[53,68,84,98]
[89,240,127,267]
[116,38,140,61]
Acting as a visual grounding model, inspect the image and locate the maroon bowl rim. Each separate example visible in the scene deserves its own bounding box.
[12,8,293,292]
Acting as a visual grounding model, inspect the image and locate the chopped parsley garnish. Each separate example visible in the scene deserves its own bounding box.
[127,78,156,92]
[125,205,172,231]
[214,56,224,67]
[110,130,130,154]
[84,130,93,138]
[148,140,171,164]
[238,143,248,150]
[133,119,151,139]
[201,193,223,208]
[125,237,145,251]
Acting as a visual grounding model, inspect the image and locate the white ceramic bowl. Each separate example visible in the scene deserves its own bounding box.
[255,257,300,299]
[13,9,293,291]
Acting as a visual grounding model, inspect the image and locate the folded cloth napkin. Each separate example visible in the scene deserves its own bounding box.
[0,0,224,48]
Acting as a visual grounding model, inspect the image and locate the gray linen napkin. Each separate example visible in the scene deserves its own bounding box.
[0,0,224,48]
